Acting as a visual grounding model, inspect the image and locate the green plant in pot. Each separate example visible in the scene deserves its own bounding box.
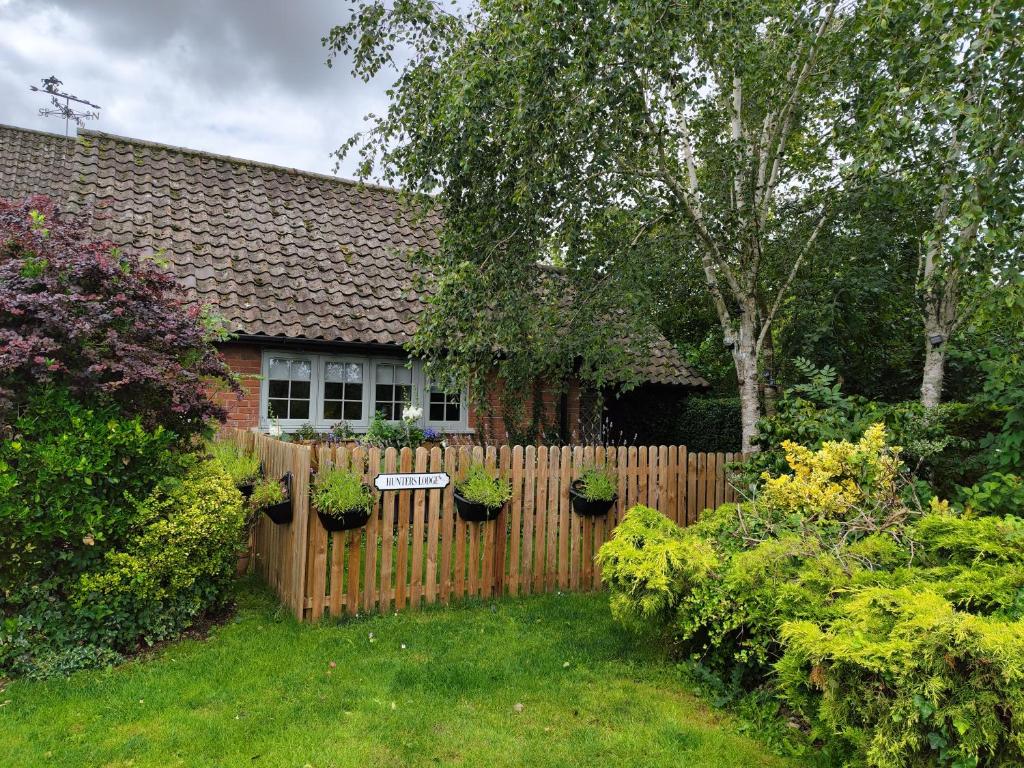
[312,466,376,532]
[248,473,292,525]
[454,462,512,522]
[208,440,261,498]
[570,467,618,517]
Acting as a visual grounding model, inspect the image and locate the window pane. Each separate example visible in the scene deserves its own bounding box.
[269,358,290,380]
[396,384,411,404]
[292,361,311,381]
[376,384,391,403]
[394,366,412,384]
[325,362,345,382]
[345,363,363,383]
[291,400,309,419]
[376,365,393,384]
[291,380,310,400]
[346,383,363,401]
[323,400,342,420]
[268,380,289,398]
[343,401,362,420]
[324,381,344,399]
[268,399,288,419]
[429,403,445,421]
[447,403,460,421]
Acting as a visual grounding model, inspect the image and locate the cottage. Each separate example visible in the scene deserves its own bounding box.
[0,123,707,441]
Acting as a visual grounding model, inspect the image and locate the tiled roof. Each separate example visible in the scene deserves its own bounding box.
[0,123,707,388]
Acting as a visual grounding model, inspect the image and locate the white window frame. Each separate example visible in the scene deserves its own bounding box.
[258,350,472,433]
[260,351,317,431]
[370,359,418,423]
[423,378,467,432]
[317,355,371,430]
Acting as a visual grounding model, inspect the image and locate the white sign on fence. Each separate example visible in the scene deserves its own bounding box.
[374,472,451,491]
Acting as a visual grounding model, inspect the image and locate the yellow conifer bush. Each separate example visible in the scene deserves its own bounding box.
[598,424,1023,766]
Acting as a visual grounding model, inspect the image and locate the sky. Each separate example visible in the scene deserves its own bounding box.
[0,0,390,178]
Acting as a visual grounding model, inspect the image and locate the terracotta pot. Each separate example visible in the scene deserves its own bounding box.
[236,548,252,577]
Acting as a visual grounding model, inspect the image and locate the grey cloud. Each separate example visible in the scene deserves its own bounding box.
[0,0,386,176]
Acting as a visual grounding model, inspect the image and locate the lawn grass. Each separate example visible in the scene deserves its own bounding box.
[1,580,801,768]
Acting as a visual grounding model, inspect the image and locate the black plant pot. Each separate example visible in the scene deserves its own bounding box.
[263,472,293,525]
[316,485,375,532]
[237,461,264,500]
[453,490,503,522]
[569,480,617,517]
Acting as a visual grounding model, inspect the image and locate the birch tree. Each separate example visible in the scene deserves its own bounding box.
[327,0,866,451]
[858,0,1023,407]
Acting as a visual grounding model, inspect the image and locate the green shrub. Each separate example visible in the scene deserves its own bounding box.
[957,472,1024,517]
[71,460,245,649]
[596,505,717,631]
[575,466,617,501]
[455,463,512,508]
[778,587,1024,768]
[362,411,425,449]
[0,387,182,602]
[292,422,320,441]
[674,396,743,452]
[312,466,375,517]
[739,359,1003,498]
[1,457,244,678]
[207,440,260,486]
[599,426,1024,765]
[604,389,741,450]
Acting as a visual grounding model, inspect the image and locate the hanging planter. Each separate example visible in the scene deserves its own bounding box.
[453,462,511,522]
[209,441,261,499]
[569,468,618,517]
[247,472,292,525]
[316,502,373,532]
[237,461,263,500]
[312,467,376,532]
[569,480,617,517]
[453,490,505,522]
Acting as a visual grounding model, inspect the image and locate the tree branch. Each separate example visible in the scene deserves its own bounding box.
[756,209,827,354]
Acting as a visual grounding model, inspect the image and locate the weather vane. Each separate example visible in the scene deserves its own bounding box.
[29,76,101,138]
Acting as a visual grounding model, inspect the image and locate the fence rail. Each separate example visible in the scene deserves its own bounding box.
[222,430,741,621]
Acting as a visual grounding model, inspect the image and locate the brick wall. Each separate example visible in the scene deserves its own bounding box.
[467,375,585,444]
[214,342,262,429]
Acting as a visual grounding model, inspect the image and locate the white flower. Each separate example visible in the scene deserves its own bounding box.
[402,405,422,422]
[268,418,282,437]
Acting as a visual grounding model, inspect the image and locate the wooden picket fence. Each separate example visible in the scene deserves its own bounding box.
[222,429,742,621]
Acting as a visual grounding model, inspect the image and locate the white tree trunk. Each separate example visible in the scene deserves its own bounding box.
[731,317,762,453]
[920,327,947,408]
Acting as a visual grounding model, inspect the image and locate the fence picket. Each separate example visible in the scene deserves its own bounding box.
[532,446,548,594]
[425,447,442,604]
[495,445,512,597]
[546,447,560,591]
[522,445,536,596]
[454,447,470,600]
[379,448,397,613]
[509,445,524,597]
